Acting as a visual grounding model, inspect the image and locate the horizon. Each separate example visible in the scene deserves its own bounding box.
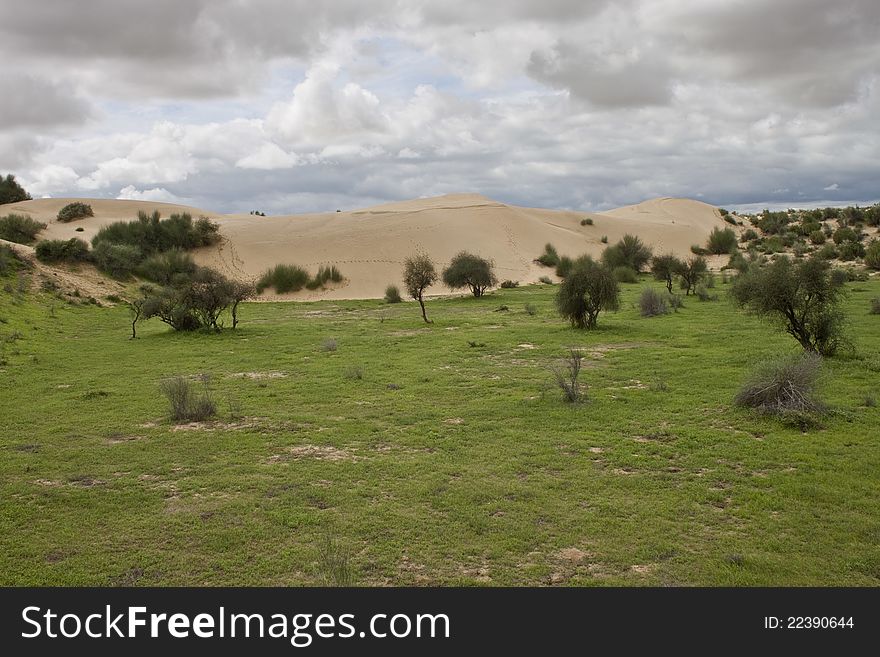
[1,1,878,214]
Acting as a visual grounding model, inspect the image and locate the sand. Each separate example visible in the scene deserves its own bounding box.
[3,194,728,300]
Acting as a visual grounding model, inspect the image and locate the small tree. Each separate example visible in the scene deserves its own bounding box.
[555,255,620,329]
[676,256,708,295]
[441,251,497,297]
[650,254,684,293]
[601,234,653,272]
[403,253,437,323]
[127,292,148,339]
[0,174,31,205]
[865,240,880,270]
[730,256,847,356]
[230,280,255,329]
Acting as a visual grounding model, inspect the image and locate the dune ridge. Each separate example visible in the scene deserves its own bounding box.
[3,193,728,300]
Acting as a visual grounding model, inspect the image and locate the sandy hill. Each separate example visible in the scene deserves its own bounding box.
[3,194,727,300]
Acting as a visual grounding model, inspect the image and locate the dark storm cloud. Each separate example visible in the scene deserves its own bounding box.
[0,74,91,129]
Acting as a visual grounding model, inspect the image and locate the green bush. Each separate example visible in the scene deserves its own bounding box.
[536,243,559,268]
[0,214,46,244]
[809,229,826,245]
[706,227,738,254]
[384,285,402,303]
[741,229,758,242]
[35,238,90,264]
[92,242,141,278]
[92,211,219,255]
[864,240,880,270]
[538,275,553,285]
[690,244,709,256]
[612,266,638,283]
[870,298,880,314]
[580,217,593,226]
[57,202,94,223]
[602,234,652,272]
[256,264,310,294]
[651,254,684,293]
[0,174,31,204]
[833,226,859,245]
[137,248,197,285]
[838,241,864,261]
[499,280,519,288]
[555,255,573,279]
[815,243,839,260]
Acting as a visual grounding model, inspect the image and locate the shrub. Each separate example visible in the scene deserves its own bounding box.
[499,280,519,288]
[384,284,402,303]
[718,208,729,217]
[549,349,585,403]
[600,235,608,244]
[741,229,758,242]
[322,338,338,352]
[651,254,684,294]
[816,243,839,260]
[92,211,219,255]
[256,264,309,293]
[0,214,46,244]
[690,245,709,256]
[833,226,859,245]
[555,255,573,279]
[735,353,825,422]
[555,256,620,329]
[809,229,826,245]
[57,202,94,222]
[870,298,880,315]
[667,294,684,312]
[137,248,196,285]
[695,285,717,302]
[580,217,594,226]
[612,266,638,283]
[524,303,537,316]
[141,268,240,331]
[602,234,652,272]
[0,244,28,276]
[731,256,847,356]
[538,275,553,285]
[441,251,497,297]
[0,174,31,204]
[343,365,364,380]
[838,240,865,261]
[35,238,90,263]
[403,253,437,323]
[160,375,217,423]
[536,243,559,267]
[308,265,344,289]
[639,288,668,317]
[676,256,708,295]
[864,240,880,270]
[92,241,142,278]
[706,227,738,254]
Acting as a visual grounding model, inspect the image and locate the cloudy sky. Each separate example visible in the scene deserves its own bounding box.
[1,0,878,214]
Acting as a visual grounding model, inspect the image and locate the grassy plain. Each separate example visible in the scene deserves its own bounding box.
[1,274,878,586]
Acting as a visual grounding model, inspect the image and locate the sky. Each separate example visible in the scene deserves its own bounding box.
[1,0,878,215]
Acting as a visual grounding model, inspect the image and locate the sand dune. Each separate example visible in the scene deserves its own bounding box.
[4,194,728,300]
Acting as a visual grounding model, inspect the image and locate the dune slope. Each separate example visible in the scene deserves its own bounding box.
[3,194,727,300]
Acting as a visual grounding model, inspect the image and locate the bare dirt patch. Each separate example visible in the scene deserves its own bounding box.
[230,371,287,380]
[267,445,360,463]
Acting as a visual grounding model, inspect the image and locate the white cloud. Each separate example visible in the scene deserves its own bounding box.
[824,183,840,191]
[117,185,185,203]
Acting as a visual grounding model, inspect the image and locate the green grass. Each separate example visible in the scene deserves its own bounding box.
[1,274,879,586]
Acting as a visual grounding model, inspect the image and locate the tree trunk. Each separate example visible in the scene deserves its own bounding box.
[418,293,431,323]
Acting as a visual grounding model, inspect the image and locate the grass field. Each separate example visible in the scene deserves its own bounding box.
[1,274,879,586]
